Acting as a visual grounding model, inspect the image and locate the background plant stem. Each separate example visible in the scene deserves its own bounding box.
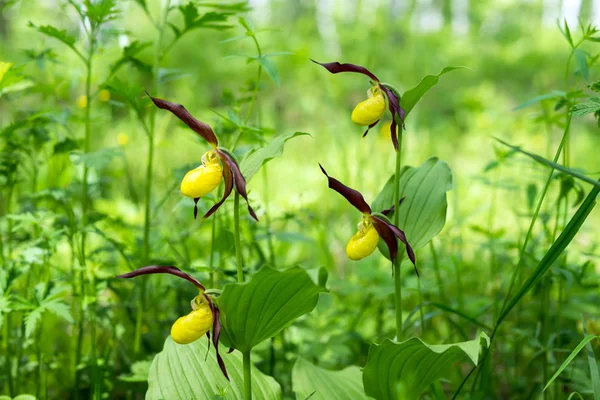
[243,349,252,400]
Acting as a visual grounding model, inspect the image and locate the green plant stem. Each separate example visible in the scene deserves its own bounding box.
[234,192,244,282]
[457,115,573,397]
[243,349,252,400]
[134,0,170,357]
[263,166,276,267]
[392,126,404,339]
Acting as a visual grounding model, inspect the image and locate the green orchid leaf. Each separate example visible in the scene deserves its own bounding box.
[363,332,489,400]
[292,357,368,400]
[402,66,468,118]
[218,266,325,352]
[240,131,311,182]
[146,337,281,400]
[372,157,453,251]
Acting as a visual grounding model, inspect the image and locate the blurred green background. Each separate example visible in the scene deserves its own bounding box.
[1,0,600,398]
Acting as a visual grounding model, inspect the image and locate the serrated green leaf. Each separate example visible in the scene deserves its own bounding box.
[292,358,368,400]
[218,267,325,352]
[25,307,43,338]
[146,337,281,399]
[44,299,74,324]
[363,332,489,399]
[240,131,310,182]
[571,97,600,117]
[30,23,75,46]
[372,157,453,250]
[402,66,468,118]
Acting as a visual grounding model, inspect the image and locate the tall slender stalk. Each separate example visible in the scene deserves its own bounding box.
[243,350,252,400]
[392,126,404,339]
[134,0,171,356]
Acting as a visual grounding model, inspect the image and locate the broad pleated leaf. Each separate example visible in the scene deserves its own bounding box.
[292,357,368,400]
[402,66,467,118]
[372,157,452,250]
[217,267,325,352]
[363,332,489,400]
[146,337,281,400]
[240,131,310,182]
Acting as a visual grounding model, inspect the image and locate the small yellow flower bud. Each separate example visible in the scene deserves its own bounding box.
[98,89,111,102]
[77,95,88,108]
[117,133,129,147]
[171,295,213,344]
[351,86,386,126]
[180,150,223,198]
[346,218,379,260]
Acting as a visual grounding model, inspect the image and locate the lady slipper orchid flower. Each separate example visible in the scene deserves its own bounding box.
[312,60,406,150]
[117,265,230,379]
[148,94,258,221]
[319,165,418,274]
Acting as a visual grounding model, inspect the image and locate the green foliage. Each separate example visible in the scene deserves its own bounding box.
[495,138,600,189]
[362,332,489,399]
[372,157,452,250]
[218,267,325,352]
[401,66,468,119]
[544,335,599,392]
[146,337,281,400]
[292,357,368,400]
[240,131,310,182]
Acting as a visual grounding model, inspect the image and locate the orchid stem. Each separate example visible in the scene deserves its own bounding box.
[243,349,252,400]
[234,192,244,283]
[392,125,404,340]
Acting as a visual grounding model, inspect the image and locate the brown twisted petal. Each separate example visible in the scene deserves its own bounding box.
[319,164,372,214]
[311,60,379,82]
[147,93,219,147]
[203,160,233,219]
[371,215,418,275]
[378,85,406,151]
[117,265,205,291]
[371,216,398,262]
[217,149,258,221]
[209,302,229,381]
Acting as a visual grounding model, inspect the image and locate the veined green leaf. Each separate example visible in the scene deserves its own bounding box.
[240,131,311,182]
[571,97,600,117]
[402,66,468,118]
[292,357,368,400]
[146,337,281,400]
[363,332,489,399]
[217,267,325,352]
[372,157,453,250]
